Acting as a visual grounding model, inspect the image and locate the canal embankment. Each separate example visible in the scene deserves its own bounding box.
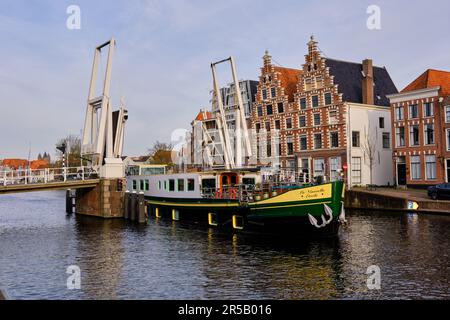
[345,187,450,215]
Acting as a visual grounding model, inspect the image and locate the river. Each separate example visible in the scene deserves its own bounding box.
[0,191,449,299]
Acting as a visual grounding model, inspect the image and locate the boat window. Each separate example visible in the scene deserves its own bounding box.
[145,180,149,191]
[242,178,255,185]
[187,179,195,191]
[132,180,137,190]
[140,180,144,191]
[169,179,175,192]
[177,179,185,192]
[164,180,167,190]
[201,178,216,193]
[158,181,161,190]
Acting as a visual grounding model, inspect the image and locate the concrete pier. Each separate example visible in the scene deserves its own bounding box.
[75,179,125,218]
[346,187,450,215]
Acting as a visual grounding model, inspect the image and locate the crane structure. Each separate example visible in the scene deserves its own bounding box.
[81,38,128,178]
[208,57,252,169]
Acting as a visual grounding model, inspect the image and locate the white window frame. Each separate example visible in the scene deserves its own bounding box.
[351,157,362,185]
[396,127,405,147]
[313,158,325,177]
[410,155,421,180]
[409,125,420,147]
[425,155,437,180]
[409,104,418,119]
[330,157,341,181]
[423,102,434,117]
[424,124,435,145]
[395,106,404,121]
[445,106,450,123]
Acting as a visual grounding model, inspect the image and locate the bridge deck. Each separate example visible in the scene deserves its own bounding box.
[0,179,100,194]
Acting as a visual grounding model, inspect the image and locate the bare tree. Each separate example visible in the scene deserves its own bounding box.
[147,141,174,165]
[362,124,378,186]
[55,134,83,167]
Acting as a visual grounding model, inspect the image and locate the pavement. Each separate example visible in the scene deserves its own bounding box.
[352,187,431,201]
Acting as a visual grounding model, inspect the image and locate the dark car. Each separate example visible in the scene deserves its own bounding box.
[427,183,450,200]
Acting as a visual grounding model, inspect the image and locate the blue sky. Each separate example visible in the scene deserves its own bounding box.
[0,0,449,159]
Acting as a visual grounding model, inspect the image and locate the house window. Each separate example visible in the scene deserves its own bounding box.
[409,104,418,119]
[300,98,307,110]
[313,158,325,177]
[275,120,280,130]
[169,179,175,191]
[395,106,404,120]
[277,102,284,113]
[352,131,360,147]
[330,157,341,181]
[447,129,450,151]
[410,155,421,180]
[266,105,273,115]
[312,95,319,108]
[132,180,137,190]
[177,179,185,192]
[329,110,338,124]
[379,117,385,129]
[286,118,292,129]
[187,179,195,191]
[396,127,405,147]
[140,180,145,191]
[299,135,307,150]
[425,155,436,180]
[330,132,339,148]
[324,92,332,105]
[267,143,272,157]
[424,102,434,117]
[286,136,294,155]
[262,89,267,100]
[409,125,420,146]
[424,124,434,145]
[265,121,271,131]
[145,180,149,191]
[299,115,306,127]
[271,87,276,98]
[257,106,263,117]
[314,133,322,149]
[446,106,450,123]
[255,123,261,133]
[313,113,321,126]
[351,157,362,184]
[382,132,390,149]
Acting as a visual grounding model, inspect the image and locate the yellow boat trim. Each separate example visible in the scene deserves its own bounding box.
[146,200,239,208]
[252,184,333,205]
[250,201,332,211]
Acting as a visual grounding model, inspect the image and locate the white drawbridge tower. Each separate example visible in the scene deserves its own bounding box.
[209,57,252,169]
[81,38,127,178]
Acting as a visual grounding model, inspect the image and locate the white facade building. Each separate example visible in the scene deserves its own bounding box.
[346,103,394,187]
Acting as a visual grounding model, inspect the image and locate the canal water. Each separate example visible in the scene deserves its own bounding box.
[0,191,449,300]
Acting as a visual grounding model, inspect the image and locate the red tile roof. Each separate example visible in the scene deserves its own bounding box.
[274,66,301,102]
[1,159,50,170]
[195,110,213,121]
[402,69,450,96]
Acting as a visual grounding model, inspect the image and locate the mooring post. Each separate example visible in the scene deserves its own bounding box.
[65,189,73,214]
[138,192,146,224]
[124,190,130,220]
[0,287,10,300]
[130,191,137,221]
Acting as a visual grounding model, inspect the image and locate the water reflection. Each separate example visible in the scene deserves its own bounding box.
[0,192,449,299]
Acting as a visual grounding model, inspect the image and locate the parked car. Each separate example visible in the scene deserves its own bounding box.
[427,183,450,200]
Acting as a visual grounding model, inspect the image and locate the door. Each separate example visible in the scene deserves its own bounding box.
[446,160,450,183]
[397,163,407,186]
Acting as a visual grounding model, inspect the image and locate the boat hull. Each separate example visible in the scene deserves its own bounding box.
[145,181,345,237]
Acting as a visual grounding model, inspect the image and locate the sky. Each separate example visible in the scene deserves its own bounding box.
[0,0,449,160]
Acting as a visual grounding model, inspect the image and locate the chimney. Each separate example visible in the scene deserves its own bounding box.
[362,59,374,105]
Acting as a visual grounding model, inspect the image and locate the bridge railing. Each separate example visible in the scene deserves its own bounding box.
[0,166,98,186]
